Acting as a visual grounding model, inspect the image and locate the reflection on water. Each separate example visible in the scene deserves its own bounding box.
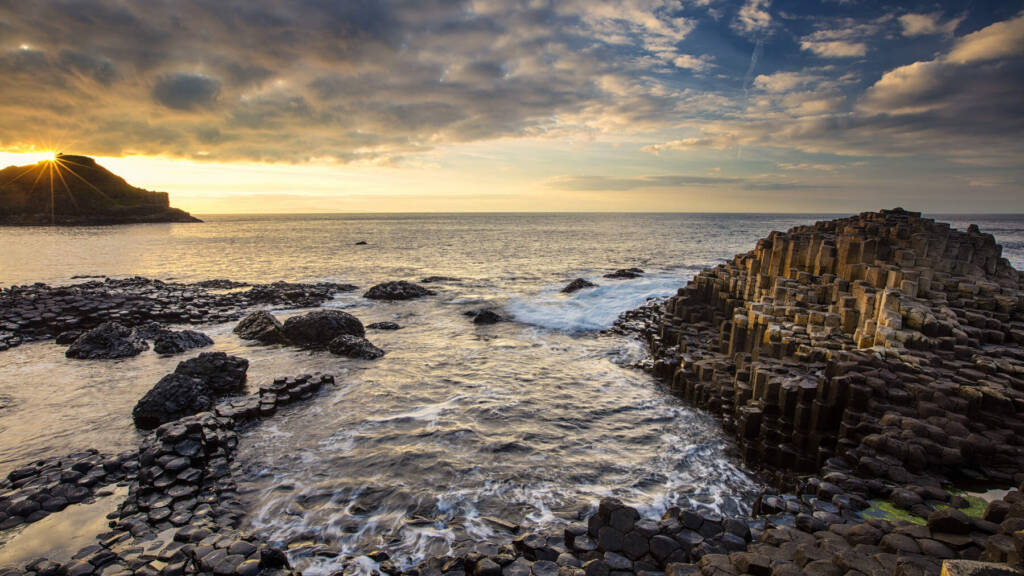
[0,486,128,567]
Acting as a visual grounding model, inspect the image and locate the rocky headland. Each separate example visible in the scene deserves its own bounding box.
[0,155,199,226]
[1,210,1023,576]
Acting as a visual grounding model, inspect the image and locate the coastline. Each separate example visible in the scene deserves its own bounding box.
[0,209,1021,576]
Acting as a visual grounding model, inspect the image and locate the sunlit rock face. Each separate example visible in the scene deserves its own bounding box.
[0,154,200,225]
[638,208,1024,482]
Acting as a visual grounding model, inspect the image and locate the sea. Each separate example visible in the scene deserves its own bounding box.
[1,213,1021,572]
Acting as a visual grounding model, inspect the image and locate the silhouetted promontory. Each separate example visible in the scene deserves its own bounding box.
[0,154,200,225]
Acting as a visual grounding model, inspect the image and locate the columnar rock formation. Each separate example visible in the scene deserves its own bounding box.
[644,209,1024,484]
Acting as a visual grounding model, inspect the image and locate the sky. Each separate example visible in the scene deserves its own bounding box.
[0,0,1022,213]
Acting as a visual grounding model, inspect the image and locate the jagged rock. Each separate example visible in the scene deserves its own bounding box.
[174,352,249,393]
[66,321,148,359]
[327,335,386,359]
[364,281,435,300]
[282,309,365,347]
[563,279,597,293]
[132,373,213,429]
[234,310,288,344]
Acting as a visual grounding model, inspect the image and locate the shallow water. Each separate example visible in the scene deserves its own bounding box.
[1,213,1022,572]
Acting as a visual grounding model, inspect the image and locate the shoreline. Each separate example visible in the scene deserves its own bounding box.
[0,209,1022,576]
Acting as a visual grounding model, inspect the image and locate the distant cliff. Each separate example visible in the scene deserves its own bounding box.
[0,154,201,225]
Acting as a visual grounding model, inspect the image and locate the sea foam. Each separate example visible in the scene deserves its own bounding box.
[507,272,690,332]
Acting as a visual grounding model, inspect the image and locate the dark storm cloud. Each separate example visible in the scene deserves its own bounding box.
[152,73,221,110]
[0,1,1021,165]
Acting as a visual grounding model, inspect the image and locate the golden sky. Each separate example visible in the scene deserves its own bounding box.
[1,2,1022,213]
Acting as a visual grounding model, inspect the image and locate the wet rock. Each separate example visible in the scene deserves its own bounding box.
[364,281,435,300]
[467,310,504,325]
[234,310,288,344]
[151,329,214,355]
[367,322,402,330]
[132,374,213,429]
[327,335,386,359]
[66,321,147,359]
[603,268,643,279]
[562,279,597,293]
[282,309,365,347]
[56,330,83,344]
[174,352,249,394]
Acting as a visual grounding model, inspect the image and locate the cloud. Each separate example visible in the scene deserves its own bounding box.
[800,39,867,58]
[152,73,221,110]
[752,71,819,92]
[548,173,840,192]
[945,11,1024,63]
[672,54,715,71]
[734,0,772,36]
[899,12,964,37]
[798,17,891,58]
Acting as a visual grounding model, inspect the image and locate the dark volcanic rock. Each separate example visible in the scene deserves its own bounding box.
[604,268,644,279]
[466,309,503,324]
[55,330,83,345]
[153,330,212,355]
[364,281,435,300]
[132,373,213,429]
[562,278,598,293]
[282,309,366,347]
[65,321,147,359]
[367,321,401,330]
[327,335,386,359]
[234,310,288,344]
[174,352,249,394]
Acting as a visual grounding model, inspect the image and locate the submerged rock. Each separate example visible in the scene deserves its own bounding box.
[562,278,597,293]
[65,321,148,359]
[364,281,435,300]
[604,268,644,279]
[327,335,386,359]
[282,309,366,347]
[132,373,213,429]
[234,310,288,344]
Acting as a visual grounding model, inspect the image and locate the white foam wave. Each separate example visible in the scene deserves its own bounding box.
[507,273,689,332]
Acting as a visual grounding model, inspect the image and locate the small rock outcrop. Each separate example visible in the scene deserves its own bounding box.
[234,310,288,344]
[281,309,366,347]
[563,278,597,293]
[173,352,249,394]
[327,335,386,359]
[132,352,249,429]
[466,309,504,324]
[604,268,644,279]
[65,321,147,359]
[364,281,435,300]
[367,321,402,330]
[131,323,213,355]
[132,374,213,430]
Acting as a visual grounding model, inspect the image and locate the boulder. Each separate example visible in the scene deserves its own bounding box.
[562,279,597,293]
[152,329,213,355]
[282,310,365,347]
[363,281,435,300]
[66,321,148,359]
[928,509,973,535]
[327,335,386,359]
[174,352,249,393]
[234,310,288,344]
[132,374,213,429]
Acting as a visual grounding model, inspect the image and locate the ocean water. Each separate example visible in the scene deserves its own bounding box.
[1,212,1021,571]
